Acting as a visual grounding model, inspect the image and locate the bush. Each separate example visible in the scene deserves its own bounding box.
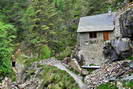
[39,45,51,59]
[39,65,79,89]
[127,56,133,60]
[0,21,16,79]
[123,80,133,89]
[97,82,118,89]
[23,64,79,89]
[57,47,71,60]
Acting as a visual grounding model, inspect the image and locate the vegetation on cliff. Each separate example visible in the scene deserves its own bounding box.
[38,65,80,89]
[0,0,131,88]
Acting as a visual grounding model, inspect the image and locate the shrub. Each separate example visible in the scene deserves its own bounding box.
[0,21,16,79]
[127,56,133,60]
[39,45,51,59]
[39,65,79,89]
[123,80,133,89]
[57,47,71,60]
[97,82,118,89]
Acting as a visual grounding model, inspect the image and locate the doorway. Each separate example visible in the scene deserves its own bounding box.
[103,32,109,41]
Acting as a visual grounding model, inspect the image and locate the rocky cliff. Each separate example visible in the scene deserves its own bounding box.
[120,8,133,40]
[103,8,133,61]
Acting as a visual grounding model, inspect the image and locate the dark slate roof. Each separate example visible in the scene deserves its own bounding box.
[77,12,116,32]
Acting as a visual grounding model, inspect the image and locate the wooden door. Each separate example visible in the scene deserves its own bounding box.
[103,32,109,41]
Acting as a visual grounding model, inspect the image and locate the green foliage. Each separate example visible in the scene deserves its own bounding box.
[0,0,124,56]
[23,0,57,45]
[1,0,122,60]
[57,47,72,60]
[0,21,16,79]
[1,0,28,42]
[123,80,133,88]
[86,64,97,73]
[19,57,39,67]
[127,56,133,60]
[9,70,16,81]
[23,64,79,89]
[97,82,118,89]
[39,45,51,59]
[20,0,78,58]
[39,65,79,89]
[54,0,64,11]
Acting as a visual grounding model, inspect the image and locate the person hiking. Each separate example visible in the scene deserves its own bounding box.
[11,55,17,73]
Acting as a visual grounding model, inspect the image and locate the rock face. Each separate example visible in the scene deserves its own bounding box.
[103,38,132,61]
[103,8,133,61]
[68,58,82,73]
[71,45,86,66]
[119,8,133,40]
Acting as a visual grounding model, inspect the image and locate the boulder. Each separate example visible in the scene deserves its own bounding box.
[68,58,82,73]
[129,61,133,69]
[103,38,132,61]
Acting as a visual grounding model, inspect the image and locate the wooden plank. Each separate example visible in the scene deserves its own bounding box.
[81,65,100,69]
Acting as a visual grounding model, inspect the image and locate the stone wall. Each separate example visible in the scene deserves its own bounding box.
[80,41,105,65]
[114,13,122,37]
[78,31,114,65]
[79,32,114,48]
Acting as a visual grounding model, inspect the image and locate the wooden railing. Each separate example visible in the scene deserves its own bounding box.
[117,2,133,16]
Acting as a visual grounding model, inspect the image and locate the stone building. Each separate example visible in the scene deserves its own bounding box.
[77,12,116,65]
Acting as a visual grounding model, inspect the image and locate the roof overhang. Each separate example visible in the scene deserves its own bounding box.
[77,26,114,33]
[77,12,116,33]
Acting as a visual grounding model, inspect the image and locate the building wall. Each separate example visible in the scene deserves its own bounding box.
[79,31,114,49]
[78,31,114,65]
[114,14,121,37]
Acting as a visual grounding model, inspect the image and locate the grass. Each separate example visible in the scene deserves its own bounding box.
[37,65,79,89]
[41,65,79,89]
[97,82,118,89]
[22,64,79,89]
[97,80,133,89]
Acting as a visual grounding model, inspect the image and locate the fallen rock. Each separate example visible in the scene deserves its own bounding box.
[103,38,132,61]
[81,69,89,76]
[68,58,82,73]
[84,60,133,89]
[129,61,133,69]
